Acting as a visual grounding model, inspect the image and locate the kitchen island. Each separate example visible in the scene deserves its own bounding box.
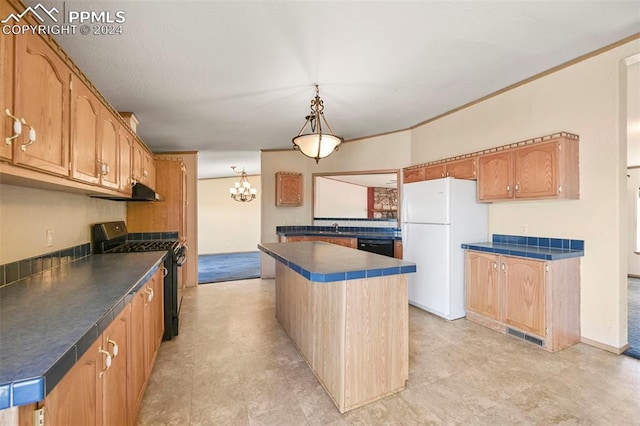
[258,241,416,413]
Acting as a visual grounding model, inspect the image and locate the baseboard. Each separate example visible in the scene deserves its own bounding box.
[581,336,630,354]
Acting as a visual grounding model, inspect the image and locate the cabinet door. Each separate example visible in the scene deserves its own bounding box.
[99,108,120,189]
[446,158,476,180]
[424,164,446,181]
[14,31,69,176]
[143,150,156,189]
[477,151,514,201]
[0,1,15,161]
[465,251,500,320]
[276,172,303,206]
[70,76,100,184]
[131,140,144,183]
[403,167,425,183]
[502,257,546,337]
[44,339,101,426]
[128,287,147,421]
[102,305,130,426]
[118,128,133,195]
[152,269,165,352]
[514,141,559,199]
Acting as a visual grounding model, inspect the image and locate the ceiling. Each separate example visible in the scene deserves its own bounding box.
[21,1,640,179]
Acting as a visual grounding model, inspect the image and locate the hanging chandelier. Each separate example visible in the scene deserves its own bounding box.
[292,84,343,163]
[229,166,257,202]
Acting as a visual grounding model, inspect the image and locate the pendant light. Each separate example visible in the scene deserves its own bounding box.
[229,166,257,202]
[292,84,343,163]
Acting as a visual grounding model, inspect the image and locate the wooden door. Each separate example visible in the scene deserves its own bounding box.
[0,1,15,161]
[424,164,446,180]
[514,141,559,199]
[131,140,144,184]
[276,172,303,206]
[102,305,130,426]
[99,108,120,189]
[502,257,546,337]
[70,76,100,184]
[403,167,424,183]
[477,151,514,201]
[446,158,476,180]
[143,150,156,189]
[45,339,101,426]
[14,31,69,176]
[465,251,500,320]
[118,128,133,195]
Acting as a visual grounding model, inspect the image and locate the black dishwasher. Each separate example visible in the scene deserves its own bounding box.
[357,239,395,257]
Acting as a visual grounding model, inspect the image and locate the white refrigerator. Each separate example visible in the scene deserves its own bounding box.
[401,177,488,320]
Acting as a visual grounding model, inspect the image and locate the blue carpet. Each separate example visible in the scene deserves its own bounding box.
[198,251,261,284]
[624,278,640,360]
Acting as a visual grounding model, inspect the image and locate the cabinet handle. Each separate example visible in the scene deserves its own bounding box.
[492,262,498,269]
[515,183,519,192]
[107,338,119,358]
[4,109,24,145]
[162,266,168,277]
[145,287,153,302]
[558,185,563,193]
[98,348,112,377]
[506,184,511,193]
[501,262,506,272]
[20,124,36,152]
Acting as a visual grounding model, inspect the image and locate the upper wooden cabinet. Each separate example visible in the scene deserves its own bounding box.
[132,139,155,189]
[424,164,446,180]
[13,31,70,176]
[403,167,424,184]
[446,157,476,180]
[70,76,101,185]
[118,128,134,195]
[0,1,15,162]
[477,136,579,202]
[99,107,120,190]
[276,172,303,206]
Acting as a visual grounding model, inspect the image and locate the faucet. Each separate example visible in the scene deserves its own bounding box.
[332,223,339,233]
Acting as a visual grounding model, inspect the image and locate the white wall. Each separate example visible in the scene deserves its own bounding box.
[410,40,640,350]
[0,184,126,264]
[314,178,367,218]
[627,59,640,276]
[197,175,261,254]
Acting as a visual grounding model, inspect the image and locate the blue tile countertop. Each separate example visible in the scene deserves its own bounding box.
[461,234,585,261]
[0,252,165,410]
[276,225,401,240]
[259,241,416,283]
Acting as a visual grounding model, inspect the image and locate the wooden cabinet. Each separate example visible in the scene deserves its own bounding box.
[279,235,357,249]
[394,240,403,259]
[99,107,120,190]
[70,76,101,185]
[464,251,580,352]
[101,305,131,426]
[13,30,70,176]
[131,139,155,189]
[403,167,425,184]
[276,172,303,206]
[44,339,101,425]
[0,1,15,162]
[445,157,476,179]
[477,137,579,202]
[424,164,446,180]
[45,271,163,425]
[118,127,134,195]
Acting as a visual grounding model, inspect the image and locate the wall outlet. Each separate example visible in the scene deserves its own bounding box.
[521,224,529,234]
[46,229,54,247]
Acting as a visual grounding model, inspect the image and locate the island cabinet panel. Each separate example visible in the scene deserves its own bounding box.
[44,339,101,425]
[465,251,580,352]
[276,172,303,206]
[70,76,101,185]
[344,276,408,409]
[274,261,408,413]
[0,0,15,162]
[13,30,70,176]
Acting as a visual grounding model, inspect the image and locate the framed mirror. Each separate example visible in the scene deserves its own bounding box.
[312,169,400,226]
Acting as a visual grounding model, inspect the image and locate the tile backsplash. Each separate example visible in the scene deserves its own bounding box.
[0,243,91,288]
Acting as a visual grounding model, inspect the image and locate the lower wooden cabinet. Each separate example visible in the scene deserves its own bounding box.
[44,269,163,425]
[279,235,357,249]
[465,251,580,352]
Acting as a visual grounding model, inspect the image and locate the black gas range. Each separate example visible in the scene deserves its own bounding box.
[92,221,187,340]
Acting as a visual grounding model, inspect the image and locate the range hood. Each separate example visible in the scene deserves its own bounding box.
[90,182,164,202]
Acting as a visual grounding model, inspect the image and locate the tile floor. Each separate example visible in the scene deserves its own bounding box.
[137,279,640,425]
